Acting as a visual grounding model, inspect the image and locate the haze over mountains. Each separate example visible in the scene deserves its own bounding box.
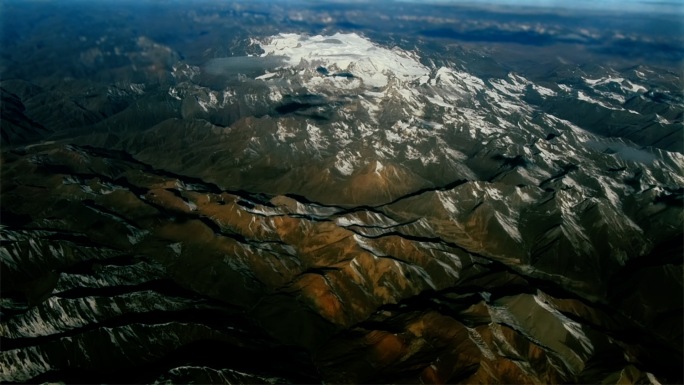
[1,0,682,384]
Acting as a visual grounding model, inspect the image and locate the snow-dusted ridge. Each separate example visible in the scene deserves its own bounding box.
[167,33,684,220]
[239,32,684,195]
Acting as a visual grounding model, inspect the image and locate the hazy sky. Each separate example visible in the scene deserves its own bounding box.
[396,0,683,14]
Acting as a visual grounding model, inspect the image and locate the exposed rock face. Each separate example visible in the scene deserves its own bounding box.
[1,139,681,383]
[1,2,682,384]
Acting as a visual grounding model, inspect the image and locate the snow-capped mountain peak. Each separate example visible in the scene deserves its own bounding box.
[258,33,430,88]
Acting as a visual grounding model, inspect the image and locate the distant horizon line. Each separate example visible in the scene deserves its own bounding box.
[4,0,683,15]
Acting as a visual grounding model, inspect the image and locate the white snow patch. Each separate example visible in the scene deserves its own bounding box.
[334,150,360,176]
[583,76,646,93]
[305,123,328,155]
[433,67,485,94]
[374,161,384,174]
[646,372,663,385]
[532,84,557,97]
[184,200,198,211]
[168,242,182,256]
[437,191,458,215]
[655,114,671,125]
[577,91,617,110]
[255,72,278,80]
